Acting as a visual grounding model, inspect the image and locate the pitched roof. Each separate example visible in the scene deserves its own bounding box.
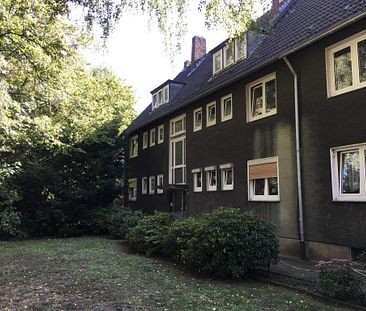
[125,0,366,135]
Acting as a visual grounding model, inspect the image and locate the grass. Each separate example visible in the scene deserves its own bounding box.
[0,236,354,310]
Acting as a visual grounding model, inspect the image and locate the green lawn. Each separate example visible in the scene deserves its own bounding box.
[0,236,352,310]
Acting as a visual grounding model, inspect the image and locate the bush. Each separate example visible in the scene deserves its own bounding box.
[357,252,366,265]
[84,207,112,234]
[163,217,203,262]
[0,207,26,239]
[127,211,175,256]
[108,207,143,239]
[182,208,279,278]
[317,259,362,300]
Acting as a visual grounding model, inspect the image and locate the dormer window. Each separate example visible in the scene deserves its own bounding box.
[152,85,170,110]
[224,41,235,67]
[213,35,247,75]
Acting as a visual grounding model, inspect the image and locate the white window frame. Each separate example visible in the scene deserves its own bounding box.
[170,114,186,137]
[142,132,148,149]
[206,101,216,127]
[149,176,155,195]
[163,85,169,104]
[150,128,156,147]
[128,178,137,201]
[142,177,148,195]
[129,135,138,159]
[246,73,277,122]
[158,124,164,144]
[224,41,235,68]
[192,168,203,192]
[326,30,366,98]
[235,36,247,61]
[205,166,217,192]
[213,50,223,75]
[247,156,280,202]
[220,163,234,191]
[152,94,158,110]
[157,174,164,194]
[221,94,233,122]
[330,143,366,202]
[193,107,202,132]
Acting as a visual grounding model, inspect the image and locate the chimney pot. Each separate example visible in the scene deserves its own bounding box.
[191,36,206,63]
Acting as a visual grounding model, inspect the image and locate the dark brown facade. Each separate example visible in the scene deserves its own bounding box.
[125,17,366,259]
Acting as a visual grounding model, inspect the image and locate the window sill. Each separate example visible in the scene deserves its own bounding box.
[249,196,280,202]
[206,122,216,128]
[193,127,202,132]
[128,199,137,201]
[333,195,366,202]
[247,111,277,123]
[327,82,366,99]
[222,187,234,191]
[221,116,233,123]
[193,189,203,193]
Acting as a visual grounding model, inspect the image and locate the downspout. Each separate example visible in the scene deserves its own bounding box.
[282,56,306,259]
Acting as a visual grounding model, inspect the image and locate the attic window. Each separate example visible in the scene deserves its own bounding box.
[213,35,247,75]
[152,85,169,110]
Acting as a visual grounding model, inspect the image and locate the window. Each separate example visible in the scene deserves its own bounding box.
[170,114,186,184]
[205,166,217,191]
[129,135,138,158]
[170,114,186,137]
[206,102,216,127]
[150,128,156,147]
[157,174,164,194]
[193,108,202,132]
[235,35,247,61]
[152,94,158,109]
[246,73,277,122]
[330,143,366,201]
[143,132,148,149]
[213,50,223,74]
[149,176,155,195]
[128,178,137,201]
[220,163,234,191]
[221,94,233,122]
[158,125,164,144]
[192,168,203,192]
[326,30,366,97]
[224,41,235,67]
[247,157,279,201]
[142,177,148,195]
[163,85,169,103]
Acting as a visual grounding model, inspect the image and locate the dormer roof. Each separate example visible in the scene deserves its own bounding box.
[126,0,366,135]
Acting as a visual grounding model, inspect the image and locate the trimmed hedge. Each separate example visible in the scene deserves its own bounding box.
[127,211,175,256]
[126,208,279,278]
[181,208,279,278]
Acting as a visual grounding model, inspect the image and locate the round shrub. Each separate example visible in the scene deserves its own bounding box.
[163,217,203,262]
[107,207,143,239]
[127,211,175,256]
[317,259,362,300]
[182,208,279,278]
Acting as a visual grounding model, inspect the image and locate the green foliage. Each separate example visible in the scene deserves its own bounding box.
[0,0,136,237]
[127,212,175,256]
[357,252,366,265]
[107,207,143,239]
[0,207,26,239]
[182,208,279,278]
[163,217,203,262]
[317,259,362,300]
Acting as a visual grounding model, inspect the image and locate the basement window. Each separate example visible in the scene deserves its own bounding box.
[330,143,366,201]
[326,30,366,97]
[247,157,279,201]
[247,73,277,122]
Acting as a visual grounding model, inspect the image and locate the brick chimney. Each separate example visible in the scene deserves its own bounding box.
[191,36,206,64]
